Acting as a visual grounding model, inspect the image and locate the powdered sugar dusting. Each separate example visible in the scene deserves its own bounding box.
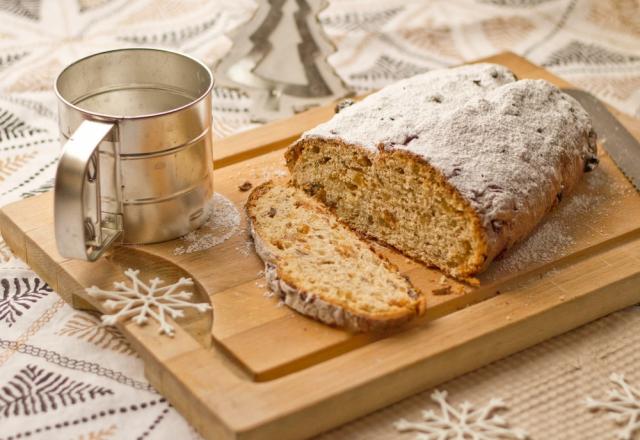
[483,166,626,280]
[301,63,597,266]
[231,165,288,184]
[235,239,255,256]
[174,193,241,255]
[487,217,574,278]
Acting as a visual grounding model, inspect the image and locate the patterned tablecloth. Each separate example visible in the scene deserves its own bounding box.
[1,1,640,439]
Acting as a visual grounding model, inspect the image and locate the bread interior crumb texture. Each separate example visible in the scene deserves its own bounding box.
[287,141,486,278]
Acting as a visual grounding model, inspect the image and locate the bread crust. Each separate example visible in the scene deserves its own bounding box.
[246,181,426,332]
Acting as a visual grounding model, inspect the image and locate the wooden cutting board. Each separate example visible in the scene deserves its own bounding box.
[2,53,640,440]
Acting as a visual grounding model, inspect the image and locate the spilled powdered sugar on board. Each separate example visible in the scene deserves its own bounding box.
[174,193,241,255]
[230,164,288,183]
[483,165,631,280]
[235,238,256,256]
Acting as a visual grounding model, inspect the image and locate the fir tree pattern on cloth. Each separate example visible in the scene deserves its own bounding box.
[56,313,136,356]
[0,275,52,327]
[0,108,45,142]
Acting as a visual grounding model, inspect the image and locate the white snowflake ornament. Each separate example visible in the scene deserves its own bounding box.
[394,390,528,440]
[586,373,640,440]
[86,268,212,337]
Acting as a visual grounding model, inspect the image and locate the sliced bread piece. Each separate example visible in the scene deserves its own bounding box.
[246,181,426,332]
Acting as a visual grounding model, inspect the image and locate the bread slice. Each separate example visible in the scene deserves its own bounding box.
[246,181,426,332]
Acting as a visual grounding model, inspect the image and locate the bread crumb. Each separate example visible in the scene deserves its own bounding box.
[236,239,255,256]
[438,275,447,285]
[173,193,240,255]
[452,284,468,295]
[239,181,253,192]
[465,277,480,286]
[432,285,452,295]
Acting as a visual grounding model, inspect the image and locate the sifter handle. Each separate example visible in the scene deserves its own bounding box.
[54,120,121,261]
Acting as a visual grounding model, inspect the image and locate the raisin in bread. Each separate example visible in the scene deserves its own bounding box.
[286,63,598,279]
[246,181,426,332]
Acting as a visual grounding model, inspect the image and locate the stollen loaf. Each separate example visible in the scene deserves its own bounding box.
[286,63,598,278]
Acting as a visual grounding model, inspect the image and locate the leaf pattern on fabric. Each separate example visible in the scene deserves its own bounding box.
[0,276,52,327]
[77,0,115,13]
[0,51,29,73]
[482,16,536,49]
[398,27,461,61]
[570,76,640,104]
[0,109,45,142]
[0,364,113,417]
[57,313,136,356]
[478,0,558,6]
[0,339,156,391]
[20,177,54,198]
[2,96,57,120]
[545,41,640,66]
[588,0,640,38]
[0,151,37,182]
[115,0,207,25]
[0,0,41,20]
[75,424,117,440]
[319,7,403,32]
[118,13,223,46]
[349,55,429,89]
[5,58,64,93]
